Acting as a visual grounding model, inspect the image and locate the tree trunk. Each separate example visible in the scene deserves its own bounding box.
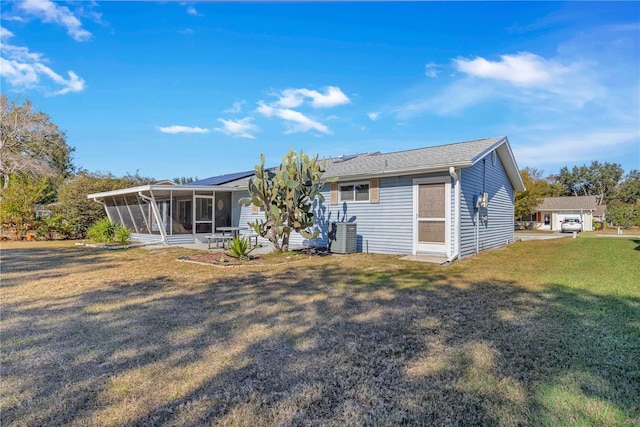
[281,231,290,252]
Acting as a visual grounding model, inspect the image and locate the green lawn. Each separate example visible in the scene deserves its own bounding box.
[1,237,639,426]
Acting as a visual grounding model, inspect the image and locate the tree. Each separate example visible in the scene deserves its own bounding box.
[173,176,198,184]
[514,167,562,220]
[240,148,326,252]
[515,167,549,220]
[614,170,640,205]
[0,175,49,240]
[607,204,640,229]
[553,161,623,203]
[0,95,74,189]
[56,171,154,238]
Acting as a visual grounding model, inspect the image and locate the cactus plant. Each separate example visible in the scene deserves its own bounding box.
[239,148,326,252]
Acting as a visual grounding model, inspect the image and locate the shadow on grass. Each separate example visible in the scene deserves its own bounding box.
[0,246,120,284]
[1,255,639,426]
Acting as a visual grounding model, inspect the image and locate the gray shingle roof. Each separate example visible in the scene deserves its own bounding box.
[216,136,524,191]
[537,196,598,211]
[322,137,506,178]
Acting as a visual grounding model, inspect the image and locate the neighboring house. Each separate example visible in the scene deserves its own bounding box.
[534,195,602,231]
[88,136,525,261]
[594,203,607,225]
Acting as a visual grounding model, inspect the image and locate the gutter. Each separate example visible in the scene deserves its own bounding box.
[444,167,460,264]
[321,163,472,183]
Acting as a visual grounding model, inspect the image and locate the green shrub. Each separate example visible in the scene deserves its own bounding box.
[607,204,639,230]
[114,225,132,245]
[86,218,131,245]
[35,214,75,240]
[225,236,258,260]
[0,175,48,240]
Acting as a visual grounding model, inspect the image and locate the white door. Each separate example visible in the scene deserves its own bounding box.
[414,178,450,254]
[194,196,213,234]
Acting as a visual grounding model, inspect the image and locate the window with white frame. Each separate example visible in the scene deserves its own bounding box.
[339,181,370,202]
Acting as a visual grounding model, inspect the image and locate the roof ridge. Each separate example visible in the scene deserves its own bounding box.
[327,136,504,161]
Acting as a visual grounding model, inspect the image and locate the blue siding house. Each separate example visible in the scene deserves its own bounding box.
[88,137,525,261]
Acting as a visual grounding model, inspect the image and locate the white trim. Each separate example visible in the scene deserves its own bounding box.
[412,177,451,256]
[324,165,465,185]
[139,191,167,244]
[446,167,460,263]
[87,184,234,200]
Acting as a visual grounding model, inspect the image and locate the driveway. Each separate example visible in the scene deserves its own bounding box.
[515,232,572,241]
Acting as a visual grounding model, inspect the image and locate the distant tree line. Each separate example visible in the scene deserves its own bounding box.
[515,162,640,229]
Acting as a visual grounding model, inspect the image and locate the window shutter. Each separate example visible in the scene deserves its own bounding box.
[370,178,379,203]
[252,204,259,214]
[330,182,338,205]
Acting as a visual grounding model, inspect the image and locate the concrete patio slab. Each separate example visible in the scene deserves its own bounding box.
[400,255,449,265]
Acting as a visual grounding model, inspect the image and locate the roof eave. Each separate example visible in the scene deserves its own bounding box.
[87,184,225,200]
[472,137,526,192]
[321,162,473,182]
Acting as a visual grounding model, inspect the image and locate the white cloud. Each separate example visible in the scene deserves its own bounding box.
[17,0,92,42]
[256,101,330,134]
[515,130,640,167]
[224,100,246,114]
[274,86,350,108]
[255,85,348,134]
[0,27,86,95]
[367,111,380,121]
[393,51,601,119]
[214,117,258,139]
[186,6,203,17]
[300,86,351,108]
[159,125,210,134]
[275,89,305,108]
[453,52,572,88]
[424,62,440,78]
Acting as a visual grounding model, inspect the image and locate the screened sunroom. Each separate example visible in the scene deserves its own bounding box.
[87,172,254,245]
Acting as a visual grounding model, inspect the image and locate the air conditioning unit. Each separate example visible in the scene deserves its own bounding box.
[331,222,357,254]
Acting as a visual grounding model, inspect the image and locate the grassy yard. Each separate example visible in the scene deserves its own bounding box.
[1,237,639,426]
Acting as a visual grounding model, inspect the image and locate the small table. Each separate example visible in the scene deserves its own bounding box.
[208,227,258,249]
[216,226,247,237]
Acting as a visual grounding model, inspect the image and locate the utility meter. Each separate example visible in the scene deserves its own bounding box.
[474,193,489,209]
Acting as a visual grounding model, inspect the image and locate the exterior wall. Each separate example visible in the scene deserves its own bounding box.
[233,190,271,246]
[131,233,164,244]
[169,234,196,244]
[459,153,515,259]
[235,172,451,255]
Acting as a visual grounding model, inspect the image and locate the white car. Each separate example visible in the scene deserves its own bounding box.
[561,217,582,233]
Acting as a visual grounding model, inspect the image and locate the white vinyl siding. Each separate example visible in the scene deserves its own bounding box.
[307,173,450,254]
[459,152,515,258]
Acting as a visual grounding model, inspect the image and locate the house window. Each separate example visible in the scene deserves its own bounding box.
[339,182,370,202]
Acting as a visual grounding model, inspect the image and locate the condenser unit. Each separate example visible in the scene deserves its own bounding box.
[331,222,357,254]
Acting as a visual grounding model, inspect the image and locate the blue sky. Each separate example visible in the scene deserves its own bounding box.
[1,1,639,181]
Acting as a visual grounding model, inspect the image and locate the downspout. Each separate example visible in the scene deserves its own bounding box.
[445,167,460,264]
[139,192,168,245]
[476,208,480,255]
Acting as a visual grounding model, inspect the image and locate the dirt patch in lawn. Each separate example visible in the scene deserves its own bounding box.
[180,247,330,267]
